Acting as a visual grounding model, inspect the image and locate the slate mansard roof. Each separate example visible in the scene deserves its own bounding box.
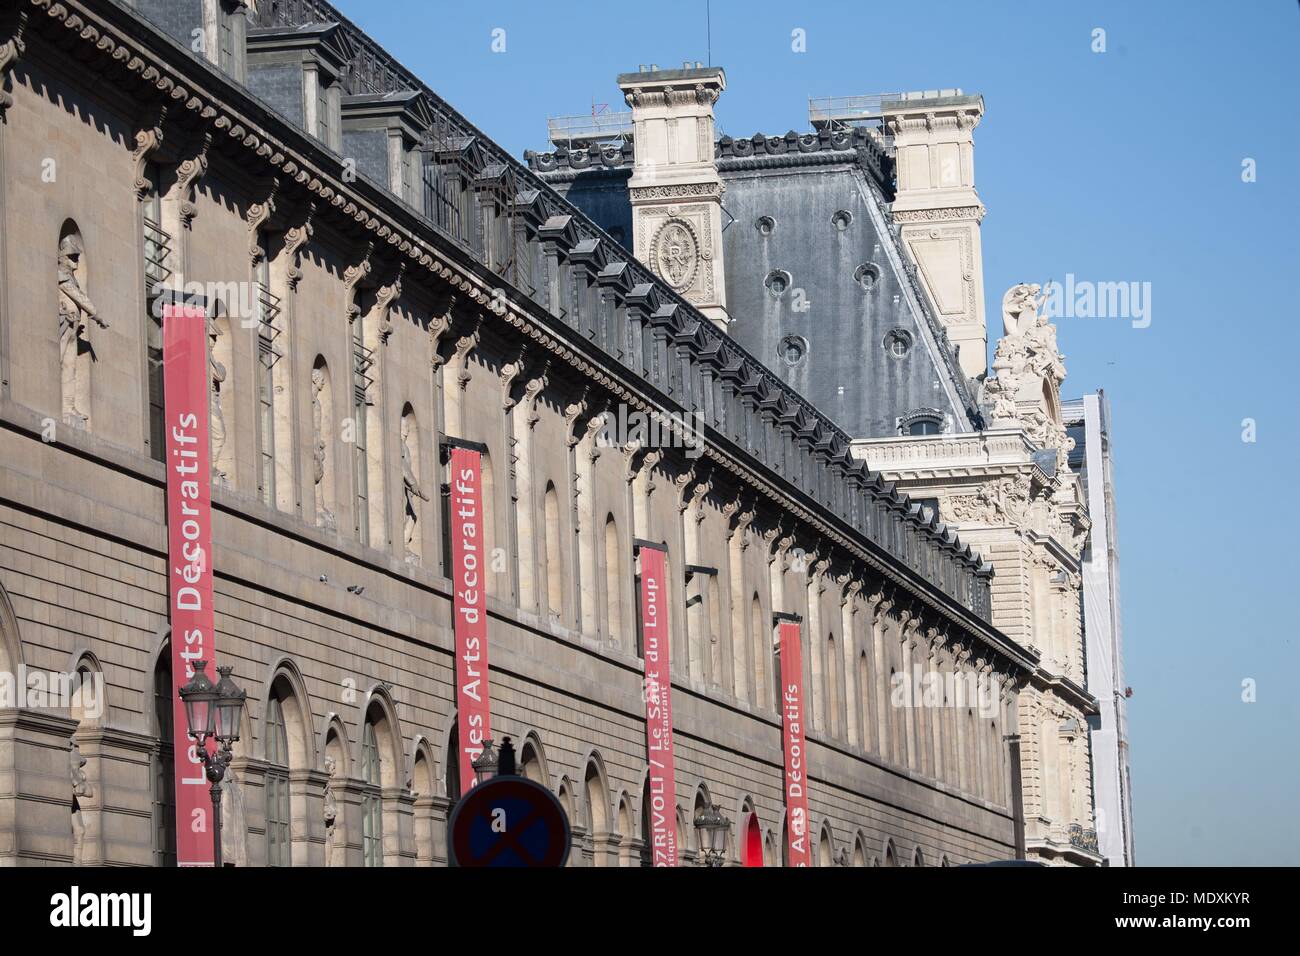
[526,128,983,440]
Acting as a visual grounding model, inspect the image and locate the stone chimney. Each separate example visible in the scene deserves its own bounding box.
[618,65,729,329]
[883,91,987,379]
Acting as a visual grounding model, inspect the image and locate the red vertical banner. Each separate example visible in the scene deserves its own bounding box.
[162,302,216,867]
[778,614,811,867]
[637,541,677,866]
[448,442,491,795]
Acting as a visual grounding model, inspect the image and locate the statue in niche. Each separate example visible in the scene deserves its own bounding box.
[323,754,339,866]
[70,738,92,866]
[58,233,107,426]
[400,415,429,559]
[312,367,336,530]
[208,317,228,481]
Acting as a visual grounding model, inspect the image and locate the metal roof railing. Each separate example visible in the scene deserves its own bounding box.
[546,111,634,147]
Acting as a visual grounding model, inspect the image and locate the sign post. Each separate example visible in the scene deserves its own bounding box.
[444,437,492,795]
[776,612,811,867]
[162,300,217,867]
[635,540,678,867]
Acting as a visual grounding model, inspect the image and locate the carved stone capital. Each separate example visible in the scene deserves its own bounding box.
[176,132,212,229]
[374,262,405,344]
[343,242,375,324]
[283,202,315,291]
[131,105,167,202]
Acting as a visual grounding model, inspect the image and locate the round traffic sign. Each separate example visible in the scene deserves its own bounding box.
[447,776,571,868]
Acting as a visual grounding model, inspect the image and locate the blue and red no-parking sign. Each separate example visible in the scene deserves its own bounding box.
[447,776,571,867]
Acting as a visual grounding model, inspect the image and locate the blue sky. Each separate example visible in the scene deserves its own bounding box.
[339,0,1300,865]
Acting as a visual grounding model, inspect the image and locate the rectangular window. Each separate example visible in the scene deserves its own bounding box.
[218,11,235,74]
[317,82,333,150]
[352,316,373,544]
[142,168,171,463]
[361,724,384,867]
[256,257,282,505]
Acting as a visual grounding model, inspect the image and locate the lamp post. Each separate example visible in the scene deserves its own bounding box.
[178,661,247,867]
[693,802,730,867]
[471,737,498,786]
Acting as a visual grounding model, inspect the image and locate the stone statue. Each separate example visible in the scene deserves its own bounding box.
[208,318,227,481]
[400,415,429,557]
[323,754,338,867]
[1000,282,1042,337]
[982,375,1017,426]
[70,738,92,866]
[312,367,336,530]
[58,233,106,426]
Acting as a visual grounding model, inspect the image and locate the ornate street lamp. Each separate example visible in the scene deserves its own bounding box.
[471,737,498,785]
[693,803,731,867]
[178,661,246,867]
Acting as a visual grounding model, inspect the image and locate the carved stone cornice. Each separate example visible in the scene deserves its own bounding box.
[892,206,985,225]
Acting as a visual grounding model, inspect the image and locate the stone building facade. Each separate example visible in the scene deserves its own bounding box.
[856,287,1103,865]
[0,0,1038,867]
[531,67,1112,865]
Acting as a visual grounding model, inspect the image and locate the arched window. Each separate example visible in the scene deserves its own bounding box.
[265,694,291,866]
[617,796,635,867]
[604,516,622,642]
[520,734,547,786]
[544,483,562,617]
[883,841,897,867]
[858,651,872,753]
[913,846,926,868]
[740,804,764,868]
[151,651,176,866]
[853,835,867,867]
[584,760,608,866]
[750,594,766,711]
[818,825,833,867]
[361,713,384,867]
[412,743,435,865]
[826,631,842,738]
[445,720,461,799]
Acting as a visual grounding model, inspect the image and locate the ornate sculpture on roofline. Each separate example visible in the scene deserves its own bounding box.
[983,282,1075,470]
